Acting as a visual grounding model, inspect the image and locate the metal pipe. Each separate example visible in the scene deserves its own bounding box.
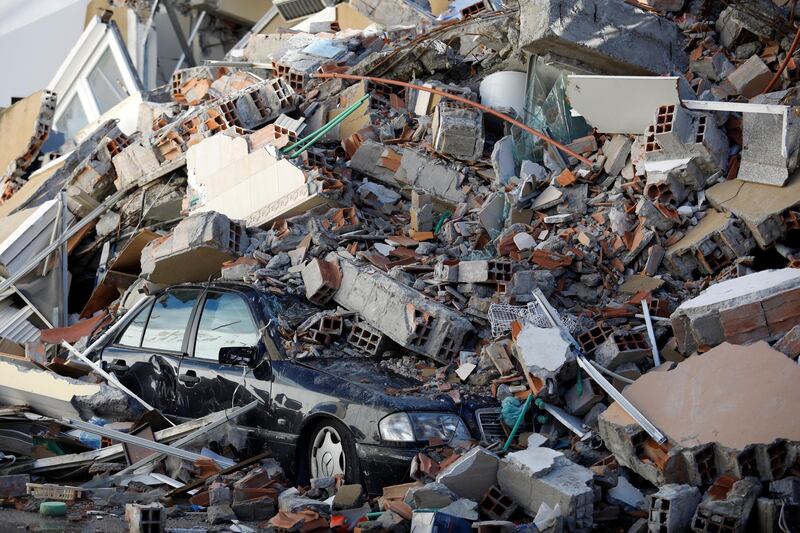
[62,417,235,468]
[641,300,661,367]
[577,354,665,443]
[77,295,153,358]
[311,72,594,166]
[61,339,158,414]
[59,190,69,327]
[0,188,128,297]
[764,23,800,94]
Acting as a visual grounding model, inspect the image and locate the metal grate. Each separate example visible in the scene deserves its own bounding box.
[476,408,505,442]
[273,0,327,21]
[487,302,577,337]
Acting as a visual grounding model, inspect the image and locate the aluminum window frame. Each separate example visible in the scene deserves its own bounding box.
[48,16,142,145]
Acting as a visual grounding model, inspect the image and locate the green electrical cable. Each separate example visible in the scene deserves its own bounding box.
[434,211,451,234]
[281,93,371,157]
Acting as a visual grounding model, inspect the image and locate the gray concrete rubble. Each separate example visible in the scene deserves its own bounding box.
[4,0,800,531]
[519,0,688,75]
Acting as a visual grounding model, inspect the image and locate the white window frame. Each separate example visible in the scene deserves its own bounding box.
[48,16,143,142]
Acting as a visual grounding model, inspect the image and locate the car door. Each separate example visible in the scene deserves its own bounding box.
[172,289,272,421]
[100,288,202,415]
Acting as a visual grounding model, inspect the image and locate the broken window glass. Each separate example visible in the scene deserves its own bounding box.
[87,48,129,114]
[116,301,153,347]
[141,289,199,352]
[194,292,260,360]
[516,55,590,163]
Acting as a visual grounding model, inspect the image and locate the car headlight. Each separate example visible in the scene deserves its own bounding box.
[379,412,471,443]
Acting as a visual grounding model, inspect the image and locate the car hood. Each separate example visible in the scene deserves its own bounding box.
[295,357,458,411]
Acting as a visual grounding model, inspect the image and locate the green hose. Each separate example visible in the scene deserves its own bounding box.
[503,393,533,451]
[281,92,371,158]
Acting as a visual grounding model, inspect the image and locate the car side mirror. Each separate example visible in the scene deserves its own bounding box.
[219,346,258,367]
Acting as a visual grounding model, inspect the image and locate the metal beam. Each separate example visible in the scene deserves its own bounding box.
[174,10,206,73]
[0,188,128,297]
[117,400,261,476]
[163,0,197,68]
[61,339,157,413]
[61,417,235,468]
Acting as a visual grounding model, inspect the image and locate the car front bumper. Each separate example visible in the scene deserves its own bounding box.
[356,442,421,495]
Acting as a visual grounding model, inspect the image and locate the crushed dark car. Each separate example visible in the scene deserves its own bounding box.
[92,281,500,494]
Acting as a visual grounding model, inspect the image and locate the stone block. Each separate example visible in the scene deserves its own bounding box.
[436,447,499,502]
[432,101,484,161]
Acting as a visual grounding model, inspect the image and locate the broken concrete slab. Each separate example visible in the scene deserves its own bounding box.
[519,0,687,75]
[0,359,134,420]
[566,76,682,134]
[600,341,800,455]
[513,324,575,390]
[0,90,56,196]
[436,447,498,502]
[187,134,331,229]
[670,268,800,353]
[395,148,468,206]
[706,174,800,248]
[331,254,473,363]
[497,447,593,530]
[141,211,247,285]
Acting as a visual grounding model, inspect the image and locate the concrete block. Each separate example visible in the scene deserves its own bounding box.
[564,380,603,417]
[738,112,791,187]
[726,55,772,98]
[456,260,512,284]
[603,135,633,177]
[333,254,472,363]
[519,0,687,75]
[774,324,800,359]
[648,484,701,533]
[396,149,468,206]
[232,495,276,522]
[125,503,166,533]
[483,341,515,376]
[140,211,247,284]
[670,268,800,354]
[653,104,694,153]
[347,319,387,356]
[432,101,484,161]
[594,332,650,370]
[498,448,593,530]
[333,484,365,510]
[691,477,761,533]
[302,258,343,305]
[436,447,499,502]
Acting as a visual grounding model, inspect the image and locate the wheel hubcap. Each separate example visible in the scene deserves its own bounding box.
[311,426,345,478]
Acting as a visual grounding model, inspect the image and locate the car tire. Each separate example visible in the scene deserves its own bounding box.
[306,419,362,485]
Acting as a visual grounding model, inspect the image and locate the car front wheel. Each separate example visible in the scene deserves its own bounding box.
[307,419,361,485]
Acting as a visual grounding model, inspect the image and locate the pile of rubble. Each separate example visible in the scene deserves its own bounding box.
[0,0,799,530]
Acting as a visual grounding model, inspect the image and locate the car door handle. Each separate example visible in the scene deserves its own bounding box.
[179,371,200,387]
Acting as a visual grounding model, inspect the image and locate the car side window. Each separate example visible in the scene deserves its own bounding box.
[194,292,260,361]
[140,289,199,352]
[116,301,153,347]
